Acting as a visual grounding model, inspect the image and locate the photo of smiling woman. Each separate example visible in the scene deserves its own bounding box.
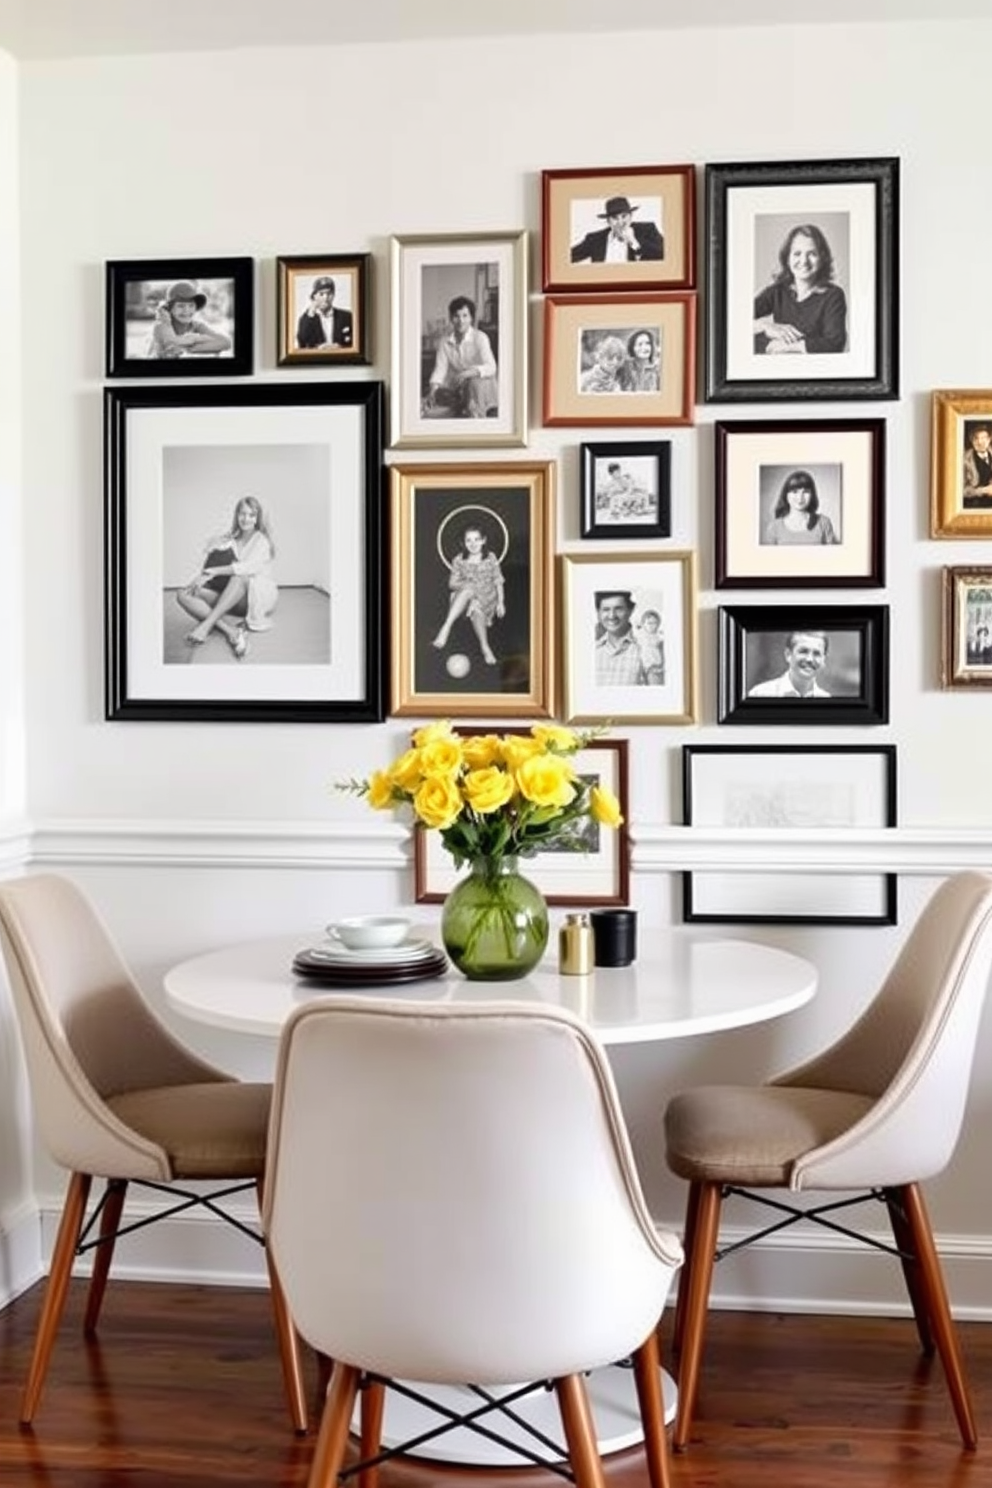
[753,219,848,356]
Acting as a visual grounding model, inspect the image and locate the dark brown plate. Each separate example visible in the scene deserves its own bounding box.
[291,950,448,987]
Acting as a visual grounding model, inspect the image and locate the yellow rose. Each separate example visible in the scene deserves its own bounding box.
[389,747,424,793]
[500,734,544,770]
[412,720,455,748]
[413,775,463,831]
[365,769,396,810]
[462,766,515,814]
[589,784,624,828]
[530,724,578,753]
[516,753,577,809]
[418,737,463,777]
[461,734,502,769]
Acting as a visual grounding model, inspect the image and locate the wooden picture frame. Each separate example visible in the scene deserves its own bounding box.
[105,257,254,378]
[580,440,672,540]
[105,381,385,723]
[683,743,898,925]
[275,253,371,366]
[389,461,555,718]
[389,230,527,449]
[942,566,992,687]
[717,603,889,726]
[704,156,899,403]
[715,418,885,588]
[414,733,630,906]
[544,293,695,427]
[541,163,695,292]
[560,550,697,724]
[930,390,992,537]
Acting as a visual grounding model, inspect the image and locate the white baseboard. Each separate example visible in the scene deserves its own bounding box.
[0,1198,42,1308]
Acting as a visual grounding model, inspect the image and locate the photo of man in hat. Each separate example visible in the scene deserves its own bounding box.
[570,195,665,265]
[145,279,234,359]
[296,275,354,351]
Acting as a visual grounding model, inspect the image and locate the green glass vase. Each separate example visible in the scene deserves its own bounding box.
[441,856,549,981]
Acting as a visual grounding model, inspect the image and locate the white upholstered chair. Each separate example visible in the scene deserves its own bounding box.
[0,871,307,1431]
[263,998,683,1488]
[664,870,992,1451]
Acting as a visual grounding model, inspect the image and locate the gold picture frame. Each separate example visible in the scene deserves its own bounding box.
[931,390,992,537]
[275,253,371,367]
[390,462,555,717]
[942,565,992,687]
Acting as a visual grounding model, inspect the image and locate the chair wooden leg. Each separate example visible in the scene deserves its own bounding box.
[554,1373,607,1488]
[631,1328,671,1488]
[358,1377,386,1488]
[672,1179,722,1453]
[883,1185,934,1355]
[21,1171,92,1425]
[899,1183,977,1450]
[669,1179,702,1362]
[83,1178,128,1337]
[308,1363,360,1488]
[256,1179,308,1436]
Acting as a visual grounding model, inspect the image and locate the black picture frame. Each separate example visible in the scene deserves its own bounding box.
[682,743,898,926]
[714,418,885,588]
[704,157,899,404]
[718,603,889,726]
[276,253,372,367]
[105,257,254,378]
[105,381,386,722]
[580,440,672,539]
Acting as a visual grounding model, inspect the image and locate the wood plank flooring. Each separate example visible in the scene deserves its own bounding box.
[2,1279,991,1486]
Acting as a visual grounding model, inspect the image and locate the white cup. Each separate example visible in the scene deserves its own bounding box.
[327,915,411,950]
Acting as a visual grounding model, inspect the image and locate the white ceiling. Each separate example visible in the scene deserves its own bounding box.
[0,0,983,61]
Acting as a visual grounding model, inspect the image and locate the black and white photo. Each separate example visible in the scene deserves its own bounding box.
[105,382,385,723]
[704,157,899,402]
[276,254,371,367]
[942,566,992,688]
[578,325,662,395]
[542,165,695,292]
[718,603,889,726]
[390,232,527,448]
[581,440,671,539]
[544,294,695,427]
[106,257,253,378]
[931,391,992,536]
[390,462,554,717]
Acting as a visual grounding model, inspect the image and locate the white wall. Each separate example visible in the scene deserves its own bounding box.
[4,18,992,1313]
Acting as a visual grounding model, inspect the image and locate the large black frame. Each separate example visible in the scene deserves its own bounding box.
[704,157,899,404]
[105,381,386,723]
[682,743,898,926]
[718,603,889,726]
[105,257,254,378]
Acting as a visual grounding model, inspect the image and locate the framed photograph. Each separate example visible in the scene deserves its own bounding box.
[560,550,697,724]
[930,390,992,537]
[105,257,253,378]
[414,733,630,906]
[718,603,889,726]
[389,231,527,449]
[544,293,695,427]
[389,461,555,718]
[581,440,672,540]
[704,157,899,403]
[542,164,695,293]
[942,566,992,687]
[715,419,885,588]
[683,744,898,925]
[276,253,371,367]
[105,381,385,723]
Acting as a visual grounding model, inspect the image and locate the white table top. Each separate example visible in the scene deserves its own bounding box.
[163,929,817,1046]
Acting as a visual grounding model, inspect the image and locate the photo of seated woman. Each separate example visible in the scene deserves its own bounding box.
[758,463,842,547]
[752,213,849,356]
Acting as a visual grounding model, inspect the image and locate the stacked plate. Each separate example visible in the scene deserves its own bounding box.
[291,935,448,988]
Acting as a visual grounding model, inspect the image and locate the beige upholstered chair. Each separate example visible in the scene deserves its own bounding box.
[664,870,992,1452]
[0,871,307,1431]
[264,998,683,1488]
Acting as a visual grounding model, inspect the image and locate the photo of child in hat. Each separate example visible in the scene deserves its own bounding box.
[570,194,665,265]
[144,280,234,360]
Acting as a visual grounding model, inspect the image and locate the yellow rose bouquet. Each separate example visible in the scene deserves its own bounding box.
[338,720,624,980]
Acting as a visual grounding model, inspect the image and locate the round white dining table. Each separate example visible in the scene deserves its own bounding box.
[164,927,817,1469]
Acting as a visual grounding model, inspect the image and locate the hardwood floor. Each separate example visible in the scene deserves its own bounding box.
[1,1279,990,1486]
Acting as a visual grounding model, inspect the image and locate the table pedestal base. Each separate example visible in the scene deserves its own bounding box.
[350,1364,676,1468]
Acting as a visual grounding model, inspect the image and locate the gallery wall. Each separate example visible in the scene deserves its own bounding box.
[2,17,992,1312]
